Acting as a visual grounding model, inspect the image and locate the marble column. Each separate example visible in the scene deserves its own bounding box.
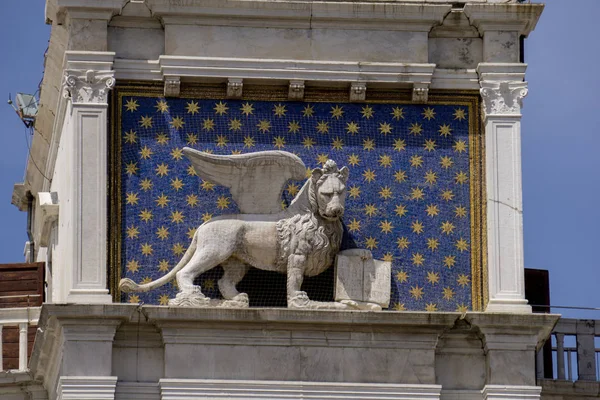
[478,63,531,314]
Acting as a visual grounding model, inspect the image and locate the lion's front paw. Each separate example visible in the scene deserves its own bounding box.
[288,291,310,308]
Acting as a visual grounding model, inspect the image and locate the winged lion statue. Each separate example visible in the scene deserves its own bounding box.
[119,148,352,309]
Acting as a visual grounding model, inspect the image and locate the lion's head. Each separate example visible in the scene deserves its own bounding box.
[309,160,349,221]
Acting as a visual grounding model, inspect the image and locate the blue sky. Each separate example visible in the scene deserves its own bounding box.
[0,1,597,317]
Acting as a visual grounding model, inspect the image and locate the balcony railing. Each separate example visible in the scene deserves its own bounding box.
[537,318,600,381]
[0,307,40,371]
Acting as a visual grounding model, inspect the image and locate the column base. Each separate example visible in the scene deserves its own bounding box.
[57,376,117,400]
[66,289,112,304]
[482,385,541,400]
[485,299,532,314]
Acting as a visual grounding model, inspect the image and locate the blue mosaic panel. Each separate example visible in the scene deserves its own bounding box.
[118,96,474,311]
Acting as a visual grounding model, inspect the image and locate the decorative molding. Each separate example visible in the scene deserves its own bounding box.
[288,80,305,100]
[36,192,59,247]
[227,78,243,99]
[349,81,366,102]
[481,385,542,400]
[463,4,545,37]
[159,379,442,400]
[164,76,181,97]
[412,83,430,103]
[62,69,115,104]
[480,81,528,117]
[57,376,118,400]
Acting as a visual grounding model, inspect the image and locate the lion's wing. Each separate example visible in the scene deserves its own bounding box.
[183,147,306,214]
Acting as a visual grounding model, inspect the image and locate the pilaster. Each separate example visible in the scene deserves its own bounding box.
[61,51,115,304]
[478,63,531,314]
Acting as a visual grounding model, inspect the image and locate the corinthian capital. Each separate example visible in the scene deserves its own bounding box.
[63,69,115,104]
[480,81,528,117]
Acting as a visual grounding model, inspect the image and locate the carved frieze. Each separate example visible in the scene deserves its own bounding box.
[63,69,115,104]
[480,81,528,117]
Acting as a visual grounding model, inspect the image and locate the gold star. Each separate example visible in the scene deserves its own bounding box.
[186,194,198,207]
[394,303,407,311]
[410,187,425,201]
[156,226,169,240]
[379,154,392,168]
[156,163,170,177]
[397,236,410,250]
[316,121,329,134]
[380,220,393,234]
[455,171,468,184]
[332,137,344,150]
[424,170,437,185]
[348,154,360,166]
[379,186,393,199]
[244,136,256,148]
[204,279,216,290]
[128,294,141,304]
[395,204,408,217]
[330,105,344,119]
[257,120,271,133]
[425,303,438,312]
[172,243,185,256]
[125,99,139,112]
[203,118,215,131]
[393,139,406,152]
[140,115,153,128]
[409,123,423,135]
[424,139,436,152]
[155,100,169,113]
[364,204,377,217]
[171,210,185,224]
[186,228,197,239]
[426,204,439,217]
[444,255,456,269]
[363,169,376,183]
[456,304,468,313]
[365,237,378,250]
[394,170,407,183]
[410,285,424,300]
[441,221,455,235]
[214,101,228,115]
[382,253,394,262]
[456,238,469,252]
[302,105,314,117]
[453,140,467,153]
[127,225,140,239]
[422,107,436,120]
[439,124,452,137]
[170,148,184,161]
[413,253,425,266]
[240,102,254,116]
[288,121,301,134]
[361,105,374,119]
[396,270,408,283]
[140,178,153,191]
[186,100,200,115]
[231,149,242,155]
[443,287,455,301]
[229,118,242,131]
[156,133,169,145]
[440,156,454,169]
[126,192,139,205]
[159,294,170,305]
[187,165,197,176]
[217,196,230,210]
[317,153,329,165]
[127,260,140,273]
[441,189,454,202]
[139,146,153,160]
[155,193,170,208]
[346,121,360,135]
[363,138,375,151]
[426,271,439,284]
[391,106,404,120]
[125,161,138,176]
[141,243,153,256]
[139,209,153,223]
[412,220,424,234]
[455,206,467,218]
[123,129,137,144]
[286,183,300,197]
[201,212,212,223]
[273,136,286,149]
[338,183,356,200]
[378,122,392,135]
[216,134,228,147]
[427,238,439,251]
[457,274,470,287]
[454,108,466,121]
[410,155,424,168]
[273,103,287,117]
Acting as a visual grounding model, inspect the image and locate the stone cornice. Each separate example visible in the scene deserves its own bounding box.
[463,3,545,36]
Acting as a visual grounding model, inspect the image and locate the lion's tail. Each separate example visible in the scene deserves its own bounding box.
[119,232,199,293]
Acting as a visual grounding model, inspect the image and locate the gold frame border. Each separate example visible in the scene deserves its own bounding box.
[109,82,486,310]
